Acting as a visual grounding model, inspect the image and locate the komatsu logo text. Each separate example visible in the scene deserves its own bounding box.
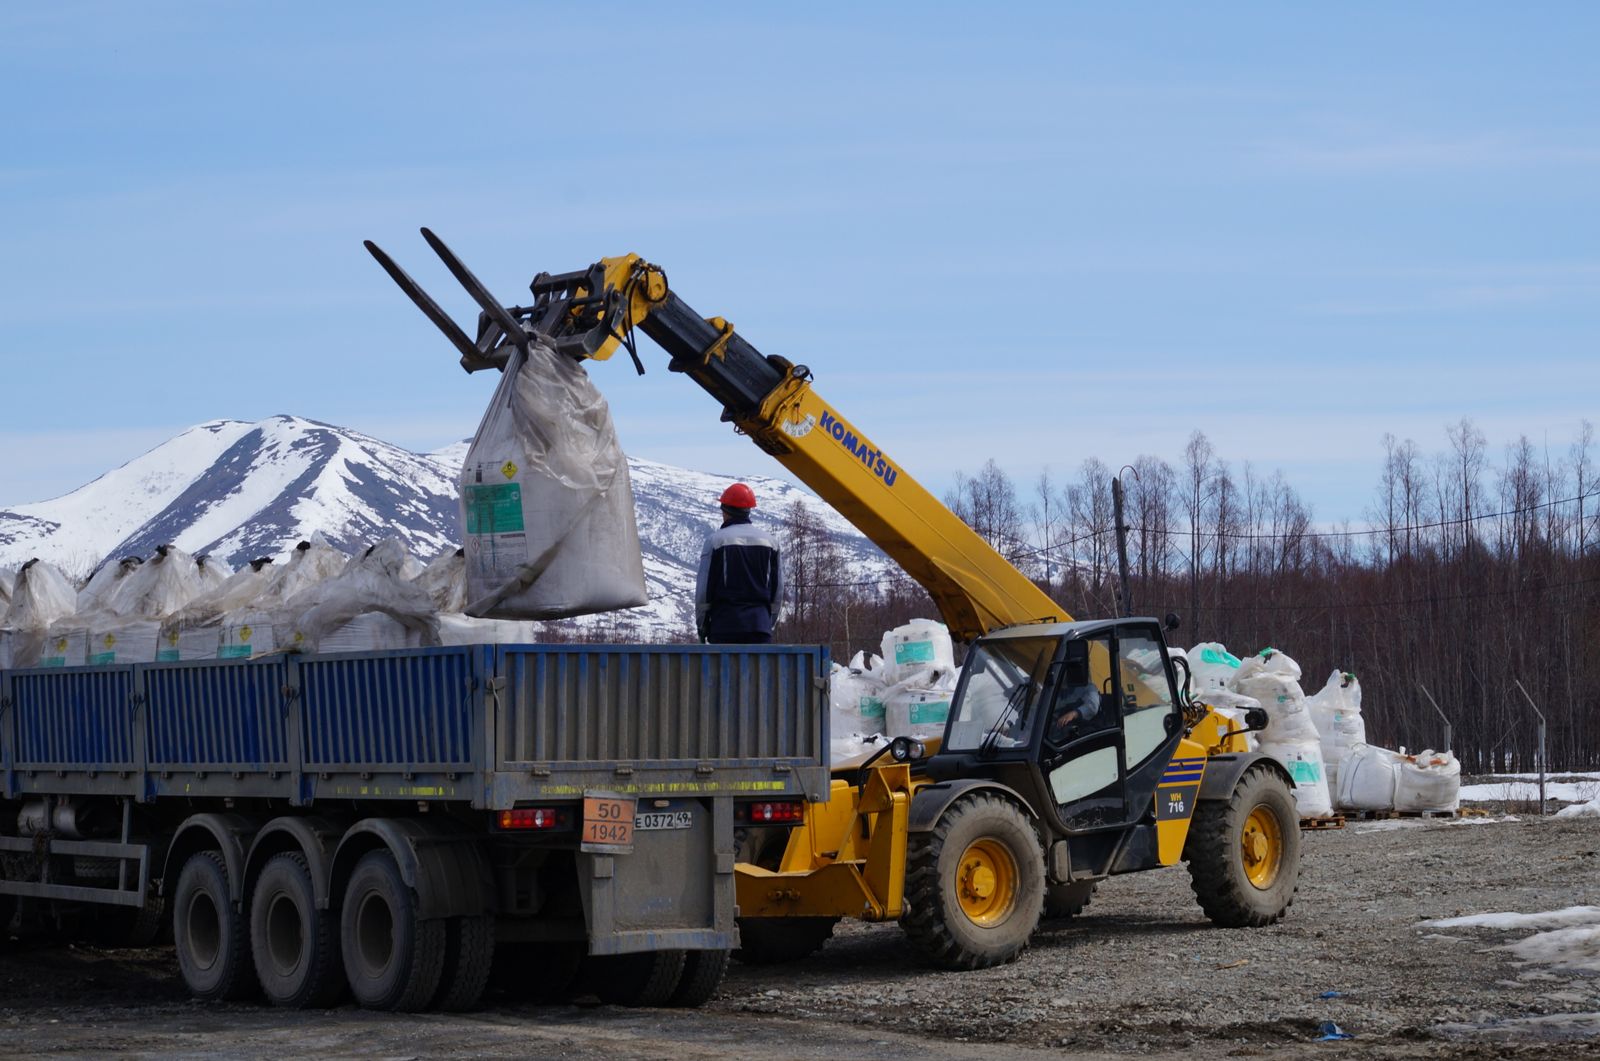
[818,410,899,487]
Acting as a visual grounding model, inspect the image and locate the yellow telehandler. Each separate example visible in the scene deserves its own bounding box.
[368,235,1301,972]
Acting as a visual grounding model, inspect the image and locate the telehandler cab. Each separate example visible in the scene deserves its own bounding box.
[367,235,1303,973]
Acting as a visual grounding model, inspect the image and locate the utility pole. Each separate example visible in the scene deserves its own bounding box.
[1513,679,1547,815]
[1415,682,1453,755]
[1113,475,1133,618]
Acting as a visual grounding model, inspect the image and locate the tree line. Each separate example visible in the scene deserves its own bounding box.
[775,418,1600,774]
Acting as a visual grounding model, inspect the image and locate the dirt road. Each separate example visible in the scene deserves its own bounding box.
[2,814,1597,1059]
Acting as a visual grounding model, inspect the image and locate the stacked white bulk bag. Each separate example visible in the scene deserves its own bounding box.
[1185,642,1260,750]
[1232,650,1332,818]
[1395,749,1461,812]
[0,568,14,613]
[885,685,954,742]
[85,545,222,665]
[1306,670,1367,796]
[827,652,889,763]
[7,559,82,667]
[281,539,438,653]
[264,536,349,601]
[881,619,956,685]
[164,558,279,660]
[459,335,648,620]
[77,556,142,612]
[435,613,540,646]
[415,547,467,613]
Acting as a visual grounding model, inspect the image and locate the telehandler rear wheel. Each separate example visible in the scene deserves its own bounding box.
[1184,764,1300,927]
[901,792,1044,970]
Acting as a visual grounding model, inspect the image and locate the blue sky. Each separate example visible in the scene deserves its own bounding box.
[3,4,1597,522]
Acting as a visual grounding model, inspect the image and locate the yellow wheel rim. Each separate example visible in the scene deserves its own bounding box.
[1241,805,1283,889]
[955,838,1018,926]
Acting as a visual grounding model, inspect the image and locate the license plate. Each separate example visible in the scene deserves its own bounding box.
[581,794,636,852]
[634,809,694,831]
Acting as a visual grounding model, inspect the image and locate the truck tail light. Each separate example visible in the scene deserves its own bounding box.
[736,799,806,824]
[497,807,569,830]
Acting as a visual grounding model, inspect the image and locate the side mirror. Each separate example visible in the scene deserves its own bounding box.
[1244,707,1269,732]
[1164,612,1181,632]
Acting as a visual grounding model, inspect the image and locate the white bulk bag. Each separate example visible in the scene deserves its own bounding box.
[435,613,540,645]
[7,559,79,631]
[86,619,161,665]
[1334,742,1405,811]
[880,619,956,686]
[1394,749,1461,813]
[264,536,349,602]
[157,623,223,662]
[1258,738,1333,818]
[459,337,647,620]
[1188,642,1243,694]
[39,626,88,667]
[1233,647,1303,685]
[885,686,952,741]
[415,548,468,613]
[1233,672,1321,745]
[828,658,888,739]
[105,545,215,619]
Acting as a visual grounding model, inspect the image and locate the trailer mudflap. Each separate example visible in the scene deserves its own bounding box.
[578,795,736,954]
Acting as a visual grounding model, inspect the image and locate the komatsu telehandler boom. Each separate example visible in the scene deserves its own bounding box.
[370,234,1303,971]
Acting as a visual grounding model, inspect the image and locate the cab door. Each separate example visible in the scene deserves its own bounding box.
[1041,624,1182,833]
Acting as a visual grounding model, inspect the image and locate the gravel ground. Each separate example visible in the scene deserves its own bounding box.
[2,812,1598,1059]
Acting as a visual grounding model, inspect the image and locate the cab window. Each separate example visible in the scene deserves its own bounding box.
[944,636,1059,752]
[1116,631,1177,766]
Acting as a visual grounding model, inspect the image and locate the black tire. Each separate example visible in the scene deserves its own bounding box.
[173,851,258,1001]
[584,949,686,1007]
[340,850,446,1011]
[1184,765,1301,928]
[1043,880,1097,921]
[87,891,166,949]
[667,948,730,1008]
[901,792,1044,970]
[250,852,345,1008]
[491,940,585,1003]
[431,915,495,1012]
[733,916,838,964]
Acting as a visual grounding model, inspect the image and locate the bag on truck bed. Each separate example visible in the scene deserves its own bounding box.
[458,336,647,621]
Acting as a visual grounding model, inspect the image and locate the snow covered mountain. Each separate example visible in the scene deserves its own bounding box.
[0,416,892,638]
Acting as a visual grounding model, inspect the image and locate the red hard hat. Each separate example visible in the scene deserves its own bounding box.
[719,482,757,509]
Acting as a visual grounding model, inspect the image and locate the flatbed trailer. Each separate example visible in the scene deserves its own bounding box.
[0,642,828,1010]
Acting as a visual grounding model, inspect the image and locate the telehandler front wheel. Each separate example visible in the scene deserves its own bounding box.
[1184,764,1301,927]
[901,792,1044,970]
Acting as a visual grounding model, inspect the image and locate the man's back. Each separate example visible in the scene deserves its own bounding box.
[696,513,782,643]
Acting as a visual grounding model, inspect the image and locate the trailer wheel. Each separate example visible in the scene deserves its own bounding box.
[430,915,495,1011]
[173,851,258,1001]
[340,850,445,1011]
[1043,880,1097,921]
[491,940,584,1002]
[901,792,1044,970]
[733,916,838,964]
[1185,764,1301,927]
[584,949,686,1007]
[250,852,345,1008]
[666,948,730,1008]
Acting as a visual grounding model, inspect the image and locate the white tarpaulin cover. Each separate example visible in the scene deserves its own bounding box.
[280,539,438,653]
[459,337,647,620]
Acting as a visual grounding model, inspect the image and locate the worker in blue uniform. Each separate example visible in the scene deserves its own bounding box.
[695,483,783,644]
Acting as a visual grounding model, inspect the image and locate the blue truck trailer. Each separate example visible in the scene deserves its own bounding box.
[0,642,828,1010]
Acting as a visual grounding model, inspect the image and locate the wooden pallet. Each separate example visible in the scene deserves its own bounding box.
[1344,808,1457,821]
[1299,815,1346,831]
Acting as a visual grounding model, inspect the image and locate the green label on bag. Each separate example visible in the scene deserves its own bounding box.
[908,700,950,725]
[156,647,180,662]
[860,697,885,720]
[895,640,935,665]
[1200,647,1241,667]
[1289,760,1323,784]
[463,482,525,534]
[88,651,116,666]
[219,644,252,659]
